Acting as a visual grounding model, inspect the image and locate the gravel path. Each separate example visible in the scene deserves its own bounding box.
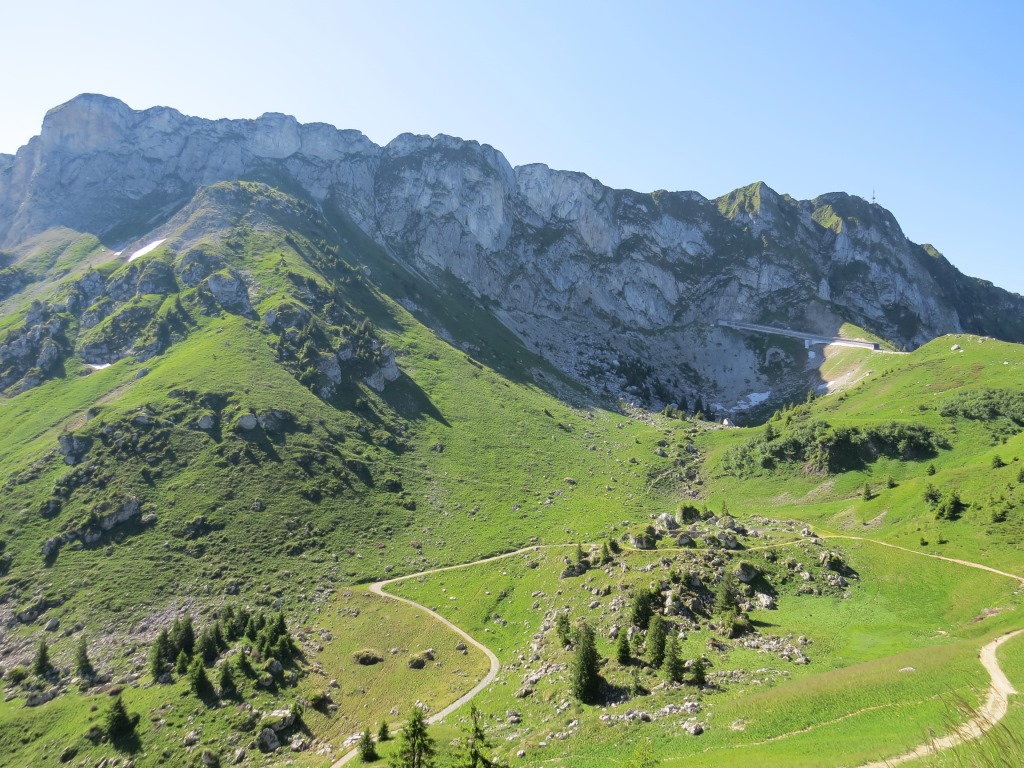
[330,545,563,766]
[329,534,1023,767]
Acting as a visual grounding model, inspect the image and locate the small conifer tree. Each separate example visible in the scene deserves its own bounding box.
[105,694,136,740]
[616,628,631,665]
[218,663,236,697]
[570,621,601,703]
[663,634,684,684]
[358,727,378,762]
[394,707,435,768]
[75,636,94,680]
[646,615,667,669]
[32,638,51,677]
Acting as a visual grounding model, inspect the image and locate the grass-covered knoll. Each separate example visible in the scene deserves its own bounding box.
[699,333,1024,573]
[386,531,1021,766]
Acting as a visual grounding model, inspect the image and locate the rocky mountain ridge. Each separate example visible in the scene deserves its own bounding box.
[2,94,1022,412]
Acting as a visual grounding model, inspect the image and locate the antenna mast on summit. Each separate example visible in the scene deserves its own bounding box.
[872,188,876,204]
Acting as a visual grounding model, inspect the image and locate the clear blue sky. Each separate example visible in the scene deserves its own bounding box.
[2,1,1021,293]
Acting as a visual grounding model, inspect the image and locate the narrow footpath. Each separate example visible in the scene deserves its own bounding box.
[329,537,1022,767]
[329,546,559,767]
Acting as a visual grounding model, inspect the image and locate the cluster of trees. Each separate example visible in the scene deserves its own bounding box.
[614,587,715,686]
[358,704,504,768]
[724,419,943,476]
[5,635,95,687]
[924,483,966,520]
[661,394,709,421]
[149,608,297,697]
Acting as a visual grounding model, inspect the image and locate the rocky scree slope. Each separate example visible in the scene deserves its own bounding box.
[2,94,1023,411]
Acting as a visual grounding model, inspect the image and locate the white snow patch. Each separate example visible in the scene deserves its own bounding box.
[85,363,111,371]
[113,251,123,256]
[731,391,772,411]
[127,239,166,263]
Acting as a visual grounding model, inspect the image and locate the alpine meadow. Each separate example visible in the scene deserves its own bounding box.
[0,95,1021,768]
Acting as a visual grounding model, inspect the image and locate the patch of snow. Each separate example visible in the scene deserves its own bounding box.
[85,363,111,371]
[732,391,772,411]
[127,239,166,263]
[113,251,123,256]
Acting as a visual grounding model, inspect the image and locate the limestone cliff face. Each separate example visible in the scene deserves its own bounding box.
[2,95,1022,411]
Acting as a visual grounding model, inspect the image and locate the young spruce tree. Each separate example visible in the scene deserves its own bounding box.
[393,707,434,768]
[570,621,601,703]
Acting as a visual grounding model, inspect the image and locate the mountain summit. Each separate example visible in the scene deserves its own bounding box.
[2,94,1022,412]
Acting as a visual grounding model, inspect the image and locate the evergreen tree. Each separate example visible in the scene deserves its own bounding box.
[377,720,390,742]
[646,615,667,669]
[75,636,94,680]
[570,621,601,703]
[629,588,655,630]
[358,728,378,762]
[630,666,646,697]
[663,634,685,684]
[392,707,435,768]
[175,648,190,675]
[170,615,195,657]
[150,628,171,679]
[616,629,631,665]
[575,542,586,564]
[32,638,51,677]
[105,694,136,740]
[690,656,710,688]
[272,612,288,641]
[862,483,872,501]
[235,651,254,678]
[196,628,219,665]
[274,633,294,662]
[714,571,738,617]
[187,655,211,695]
[213,619,228,651]
[457,704,495,768]
[600,542,612,564]
[218,663,236,697]
[555,613,572,647]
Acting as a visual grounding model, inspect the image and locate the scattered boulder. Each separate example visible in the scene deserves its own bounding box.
[261,708,295,732]
[259,727,280,752]
[184,730,200,747]
[683,718,704,736]
[201,749,220,767]
[734,561,759,584]
[57,433,91,466]
[352,648,384,665]
[560,562,588,578]
[236,413,258,431]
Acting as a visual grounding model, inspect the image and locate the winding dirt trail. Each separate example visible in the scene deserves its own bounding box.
[858,629,1024,768]
[329,535,1023,767]
[329,545,563,767]
[822,534,1024,586]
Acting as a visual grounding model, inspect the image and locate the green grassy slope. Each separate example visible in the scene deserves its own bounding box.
[0,178,1023,766]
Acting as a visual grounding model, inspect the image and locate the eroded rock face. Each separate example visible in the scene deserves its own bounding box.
[4,95,1024,409]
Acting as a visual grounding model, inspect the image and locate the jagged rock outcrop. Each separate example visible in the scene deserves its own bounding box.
[3,95,1023,410]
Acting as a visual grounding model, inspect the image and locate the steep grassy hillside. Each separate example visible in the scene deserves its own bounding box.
[0,176,1022,767]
